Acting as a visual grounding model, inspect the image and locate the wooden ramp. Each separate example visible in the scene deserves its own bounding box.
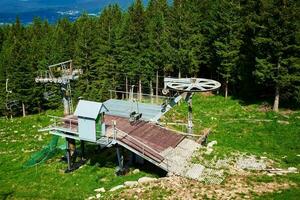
[104,115,200,174]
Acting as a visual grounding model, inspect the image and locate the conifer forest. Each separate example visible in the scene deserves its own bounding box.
[0,0,299,117]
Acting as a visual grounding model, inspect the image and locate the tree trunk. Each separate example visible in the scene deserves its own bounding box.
[273,84,279,112]
[273,60,281,112]
[22,103,26,117]
[224,79,228,99]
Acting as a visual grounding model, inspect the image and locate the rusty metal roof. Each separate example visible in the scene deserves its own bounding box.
[104,115,185,153]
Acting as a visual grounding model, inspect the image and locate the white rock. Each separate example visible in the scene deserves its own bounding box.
[288,167,297,173]
[94,187,105,193]
[38,135,43,141]
[138,177,157,184]
[207,141,217,148]
[124,181,138,187]
[204,148,213,155]
[132,169,140,174]
[96,194,101,199]
[87,196,95,200]
[185,164,205,179]
[109,185,124,192]
[235,156,266,170]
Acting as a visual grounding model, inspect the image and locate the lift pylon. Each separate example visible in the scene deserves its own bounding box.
[162,78,221,134]
[35,60,81,115]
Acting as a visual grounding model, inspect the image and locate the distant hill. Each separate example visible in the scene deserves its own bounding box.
[0,0,148,24]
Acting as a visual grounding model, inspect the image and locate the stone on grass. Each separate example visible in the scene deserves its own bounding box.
[207,141,217,148]
[138,177,157,184]
[87,196,95,200]
[185,164,205,179]
[132,169,140,174]
[124,181,138,187]
[204,148,213,155]
[94,187,105,193]
[109,185,124,192]
[96,193,101,199]
[277,120,289,125]
[235,156,266,170]
[288,167,297,173]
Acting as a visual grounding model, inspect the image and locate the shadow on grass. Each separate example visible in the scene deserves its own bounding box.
[73,143,167,177]
[0,191,14,200]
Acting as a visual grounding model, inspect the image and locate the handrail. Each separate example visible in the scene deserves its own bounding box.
[108,90,167,99]
[47,115,78,122]
[46,115,78,132]
[114,127,170,169]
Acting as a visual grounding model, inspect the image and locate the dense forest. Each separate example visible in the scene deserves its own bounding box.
[0,0,299,117]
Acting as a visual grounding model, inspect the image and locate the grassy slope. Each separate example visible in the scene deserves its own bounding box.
[0,95,299,199]
[163,94,300,198]
[0,110,155,199]
[164,94,300,168]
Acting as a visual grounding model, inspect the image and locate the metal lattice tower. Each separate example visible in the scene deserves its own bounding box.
[162,78,221,134]
[35,60,82,115]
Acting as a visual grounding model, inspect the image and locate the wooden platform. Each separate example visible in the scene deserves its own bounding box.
[50,114,188,170]
[104,115,185,153]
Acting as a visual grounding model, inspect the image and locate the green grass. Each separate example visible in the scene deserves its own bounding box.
[164,94,300,168]
[254,188,300,200]
[1,95,299,199]
[0,110,156,199]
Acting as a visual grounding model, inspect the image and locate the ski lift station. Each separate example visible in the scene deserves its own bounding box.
[37,61,221,178]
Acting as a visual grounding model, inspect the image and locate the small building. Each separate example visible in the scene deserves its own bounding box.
[74,100,108,142]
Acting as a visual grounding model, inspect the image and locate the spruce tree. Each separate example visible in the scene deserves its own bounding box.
[253,0,300,111]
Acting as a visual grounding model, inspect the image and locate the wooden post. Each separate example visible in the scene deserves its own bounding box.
[139,78,142,101]
[22,102,26,117]
[156,71,159,103]
[125,75,128,99]
[150,80,153,104]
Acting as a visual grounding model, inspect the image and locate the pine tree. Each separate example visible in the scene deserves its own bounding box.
[146,0,171,81]
[212,0,243,98]
[253,0,300,111]
[121,0,149,91]
[73,14,98,100]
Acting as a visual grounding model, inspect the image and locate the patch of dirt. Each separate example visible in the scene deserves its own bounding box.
[280,109,294,115]
[201,92,214,97]
[115,175,294,200]
[258,102,272,112]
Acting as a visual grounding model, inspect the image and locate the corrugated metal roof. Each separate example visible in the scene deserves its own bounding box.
[74,100,108,119]
[103,99,162,121]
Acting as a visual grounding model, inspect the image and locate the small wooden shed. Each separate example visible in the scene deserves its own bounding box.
[74,100,108,142]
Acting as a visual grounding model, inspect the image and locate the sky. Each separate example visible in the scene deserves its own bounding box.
[0,0,149,24]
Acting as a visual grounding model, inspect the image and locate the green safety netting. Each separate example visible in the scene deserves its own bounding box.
[23,135,66,168]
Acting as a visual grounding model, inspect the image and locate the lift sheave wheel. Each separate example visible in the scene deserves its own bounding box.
[165,78,221,92]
